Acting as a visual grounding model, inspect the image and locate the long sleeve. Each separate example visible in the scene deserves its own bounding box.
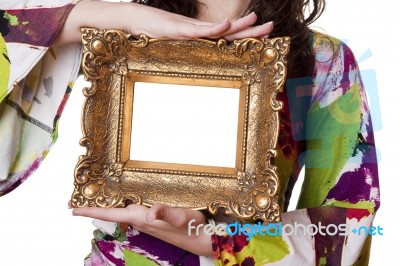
[0,0,82,195]
[211,32,380,265]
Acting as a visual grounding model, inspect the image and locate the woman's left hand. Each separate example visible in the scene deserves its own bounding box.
[73,203,213,257]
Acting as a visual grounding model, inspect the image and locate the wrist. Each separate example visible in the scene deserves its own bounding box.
[54,0,137,46]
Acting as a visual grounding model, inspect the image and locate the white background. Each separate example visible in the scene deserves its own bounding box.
[0,0,397,265]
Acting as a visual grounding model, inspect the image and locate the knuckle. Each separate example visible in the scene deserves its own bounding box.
[159,205,169,220]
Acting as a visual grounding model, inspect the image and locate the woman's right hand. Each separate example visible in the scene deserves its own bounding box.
[126,3,273,41]
[55,0,273,46]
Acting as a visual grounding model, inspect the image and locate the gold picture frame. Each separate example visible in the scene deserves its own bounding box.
[70,27,290,222]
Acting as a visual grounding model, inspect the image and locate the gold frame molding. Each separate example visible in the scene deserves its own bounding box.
[71,27,290,222]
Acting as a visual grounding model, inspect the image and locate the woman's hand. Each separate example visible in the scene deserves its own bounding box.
[126,4,273,41]
[73,203,214,257]
[55,0,273,46]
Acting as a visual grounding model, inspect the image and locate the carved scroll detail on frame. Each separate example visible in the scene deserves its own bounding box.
[208,151,280,222]
[71,28,290,222]
[81,28,148,95]
[213,38,287,222]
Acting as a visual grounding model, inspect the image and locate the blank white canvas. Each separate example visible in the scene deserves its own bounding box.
[130,82,240,168]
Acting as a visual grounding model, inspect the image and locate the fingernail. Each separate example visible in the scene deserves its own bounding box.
[266,21,274,25]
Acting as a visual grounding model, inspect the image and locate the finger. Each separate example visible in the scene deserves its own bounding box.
[175,15,217,26]
[176,19,231,39]
[147,203,205,228]
[147,5,214,26]
[224,21,273,41]
[223,12,258,36]
[175,12,260,40]
[205,12,258,39]
[72,205,148,224]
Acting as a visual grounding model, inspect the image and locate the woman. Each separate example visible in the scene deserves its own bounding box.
[1,0,379,265]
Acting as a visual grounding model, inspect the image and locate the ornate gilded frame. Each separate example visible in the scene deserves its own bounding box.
[71,27,290,222]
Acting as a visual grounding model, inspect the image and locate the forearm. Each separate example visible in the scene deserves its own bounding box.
[54,0,136,46]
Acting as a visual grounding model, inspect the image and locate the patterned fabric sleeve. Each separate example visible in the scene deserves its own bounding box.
[211,33,380,265]
[0,0,81,195]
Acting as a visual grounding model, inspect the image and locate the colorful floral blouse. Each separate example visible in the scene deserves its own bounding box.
[1,1,379,266]
[0,0,81,194]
